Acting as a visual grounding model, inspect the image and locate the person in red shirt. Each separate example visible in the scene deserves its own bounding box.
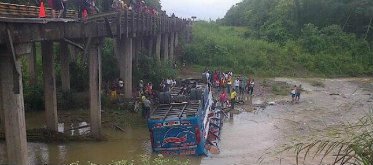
[213,71,219,87]
[219,90,228,108]
[145,82,153,97]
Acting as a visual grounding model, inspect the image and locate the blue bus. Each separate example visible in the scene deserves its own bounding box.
[147,82,215,155]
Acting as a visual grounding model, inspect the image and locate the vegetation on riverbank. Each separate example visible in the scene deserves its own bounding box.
[185,0,373,77]
[185,22,372,77]
[282,114,373,165]
[69,154,190,165]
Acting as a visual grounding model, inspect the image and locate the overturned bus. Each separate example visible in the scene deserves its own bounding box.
[147,79,224,155]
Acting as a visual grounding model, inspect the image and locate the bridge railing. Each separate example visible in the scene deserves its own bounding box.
[85,11,187,34]
[0,2,188,33]
[0,2,77,18]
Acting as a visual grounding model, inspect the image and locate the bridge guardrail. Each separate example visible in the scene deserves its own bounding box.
[0,2,77,18]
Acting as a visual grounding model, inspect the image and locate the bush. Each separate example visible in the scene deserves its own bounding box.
[134,55,176,88]
[23,83,44,111]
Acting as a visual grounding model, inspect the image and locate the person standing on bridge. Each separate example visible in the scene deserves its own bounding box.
[62,0,69,18]
[48,0,64,18]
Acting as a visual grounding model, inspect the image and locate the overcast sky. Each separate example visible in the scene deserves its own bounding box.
[161,0,242,20]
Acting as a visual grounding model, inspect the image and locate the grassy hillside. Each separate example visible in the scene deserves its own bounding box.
[184,22,373,77]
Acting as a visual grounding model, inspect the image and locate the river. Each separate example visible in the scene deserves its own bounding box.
[1,78,372,165]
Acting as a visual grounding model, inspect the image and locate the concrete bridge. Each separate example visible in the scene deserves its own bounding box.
[0,2,191,165]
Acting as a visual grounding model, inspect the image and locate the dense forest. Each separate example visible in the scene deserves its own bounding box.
[185,0,373,77]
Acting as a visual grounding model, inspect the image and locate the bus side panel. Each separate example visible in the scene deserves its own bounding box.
[148,118,201,155]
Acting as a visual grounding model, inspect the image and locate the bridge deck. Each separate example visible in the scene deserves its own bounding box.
[0,3,188,45]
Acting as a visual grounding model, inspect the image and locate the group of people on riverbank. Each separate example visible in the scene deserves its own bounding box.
[203,70,255,110]
[106,78,153,118]
[291,85,302,103]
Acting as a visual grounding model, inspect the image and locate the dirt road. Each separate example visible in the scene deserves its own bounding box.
[201,78,373,165]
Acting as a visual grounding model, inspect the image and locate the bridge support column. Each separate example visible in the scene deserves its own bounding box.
[155,34,161,64]
[60,41,70,92]
[0,47,28,165]
[175,33,179,47]
[0,75,3,130]
[41,41,58,131]
[134,38,141,67]
[147,36,153,57]
[162,33,169,62]
[88,39,102,138]
[169,33,175,62]
[29,42,37,85]
[119,37,133,98]
[114,38,120,60]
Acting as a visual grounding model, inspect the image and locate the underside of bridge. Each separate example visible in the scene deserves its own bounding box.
[0,2,191,164]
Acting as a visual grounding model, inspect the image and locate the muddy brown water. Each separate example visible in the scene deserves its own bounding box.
[1,78,373,165]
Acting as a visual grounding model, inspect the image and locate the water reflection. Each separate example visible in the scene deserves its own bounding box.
[0,117,163,164]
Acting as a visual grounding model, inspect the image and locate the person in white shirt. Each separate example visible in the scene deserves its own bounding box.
[249,79,255,96]
[205,71,210,83]
[172,79,177,87]
[166,78,172,91]
[234,77,240,92]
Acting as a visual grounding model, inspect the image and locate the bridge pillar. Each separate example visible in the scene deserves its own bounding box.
[60,41,70,92]
[0,47,28,165]
[113,38,120,60]
[147,36,153,57]
[119,37,133,98]
[88,39,102,138]
[134,37,142,68]
[155,34,161,63]
[175,33,179,47]
[41,41,58,131]
[169,33,175,62]
[162,33,169,62]
[29,42,37,85]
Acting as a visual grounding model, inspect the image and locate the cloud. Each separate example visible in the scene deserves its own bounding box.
[161,0,242,20]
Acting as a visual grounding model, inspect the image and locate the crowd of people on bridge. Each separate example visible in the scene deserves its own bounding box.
[41,0,163,19]
[111,0,160,16]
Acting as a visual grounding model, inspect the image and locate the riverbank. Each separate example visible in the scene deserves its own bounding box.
[202,77,373,165]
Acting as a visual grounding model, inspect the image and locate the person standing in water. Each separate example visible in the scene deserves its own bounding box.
[248,78,255,96]
[291,85,297,103]
[295,84,302,102]
[230,88,237,118]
